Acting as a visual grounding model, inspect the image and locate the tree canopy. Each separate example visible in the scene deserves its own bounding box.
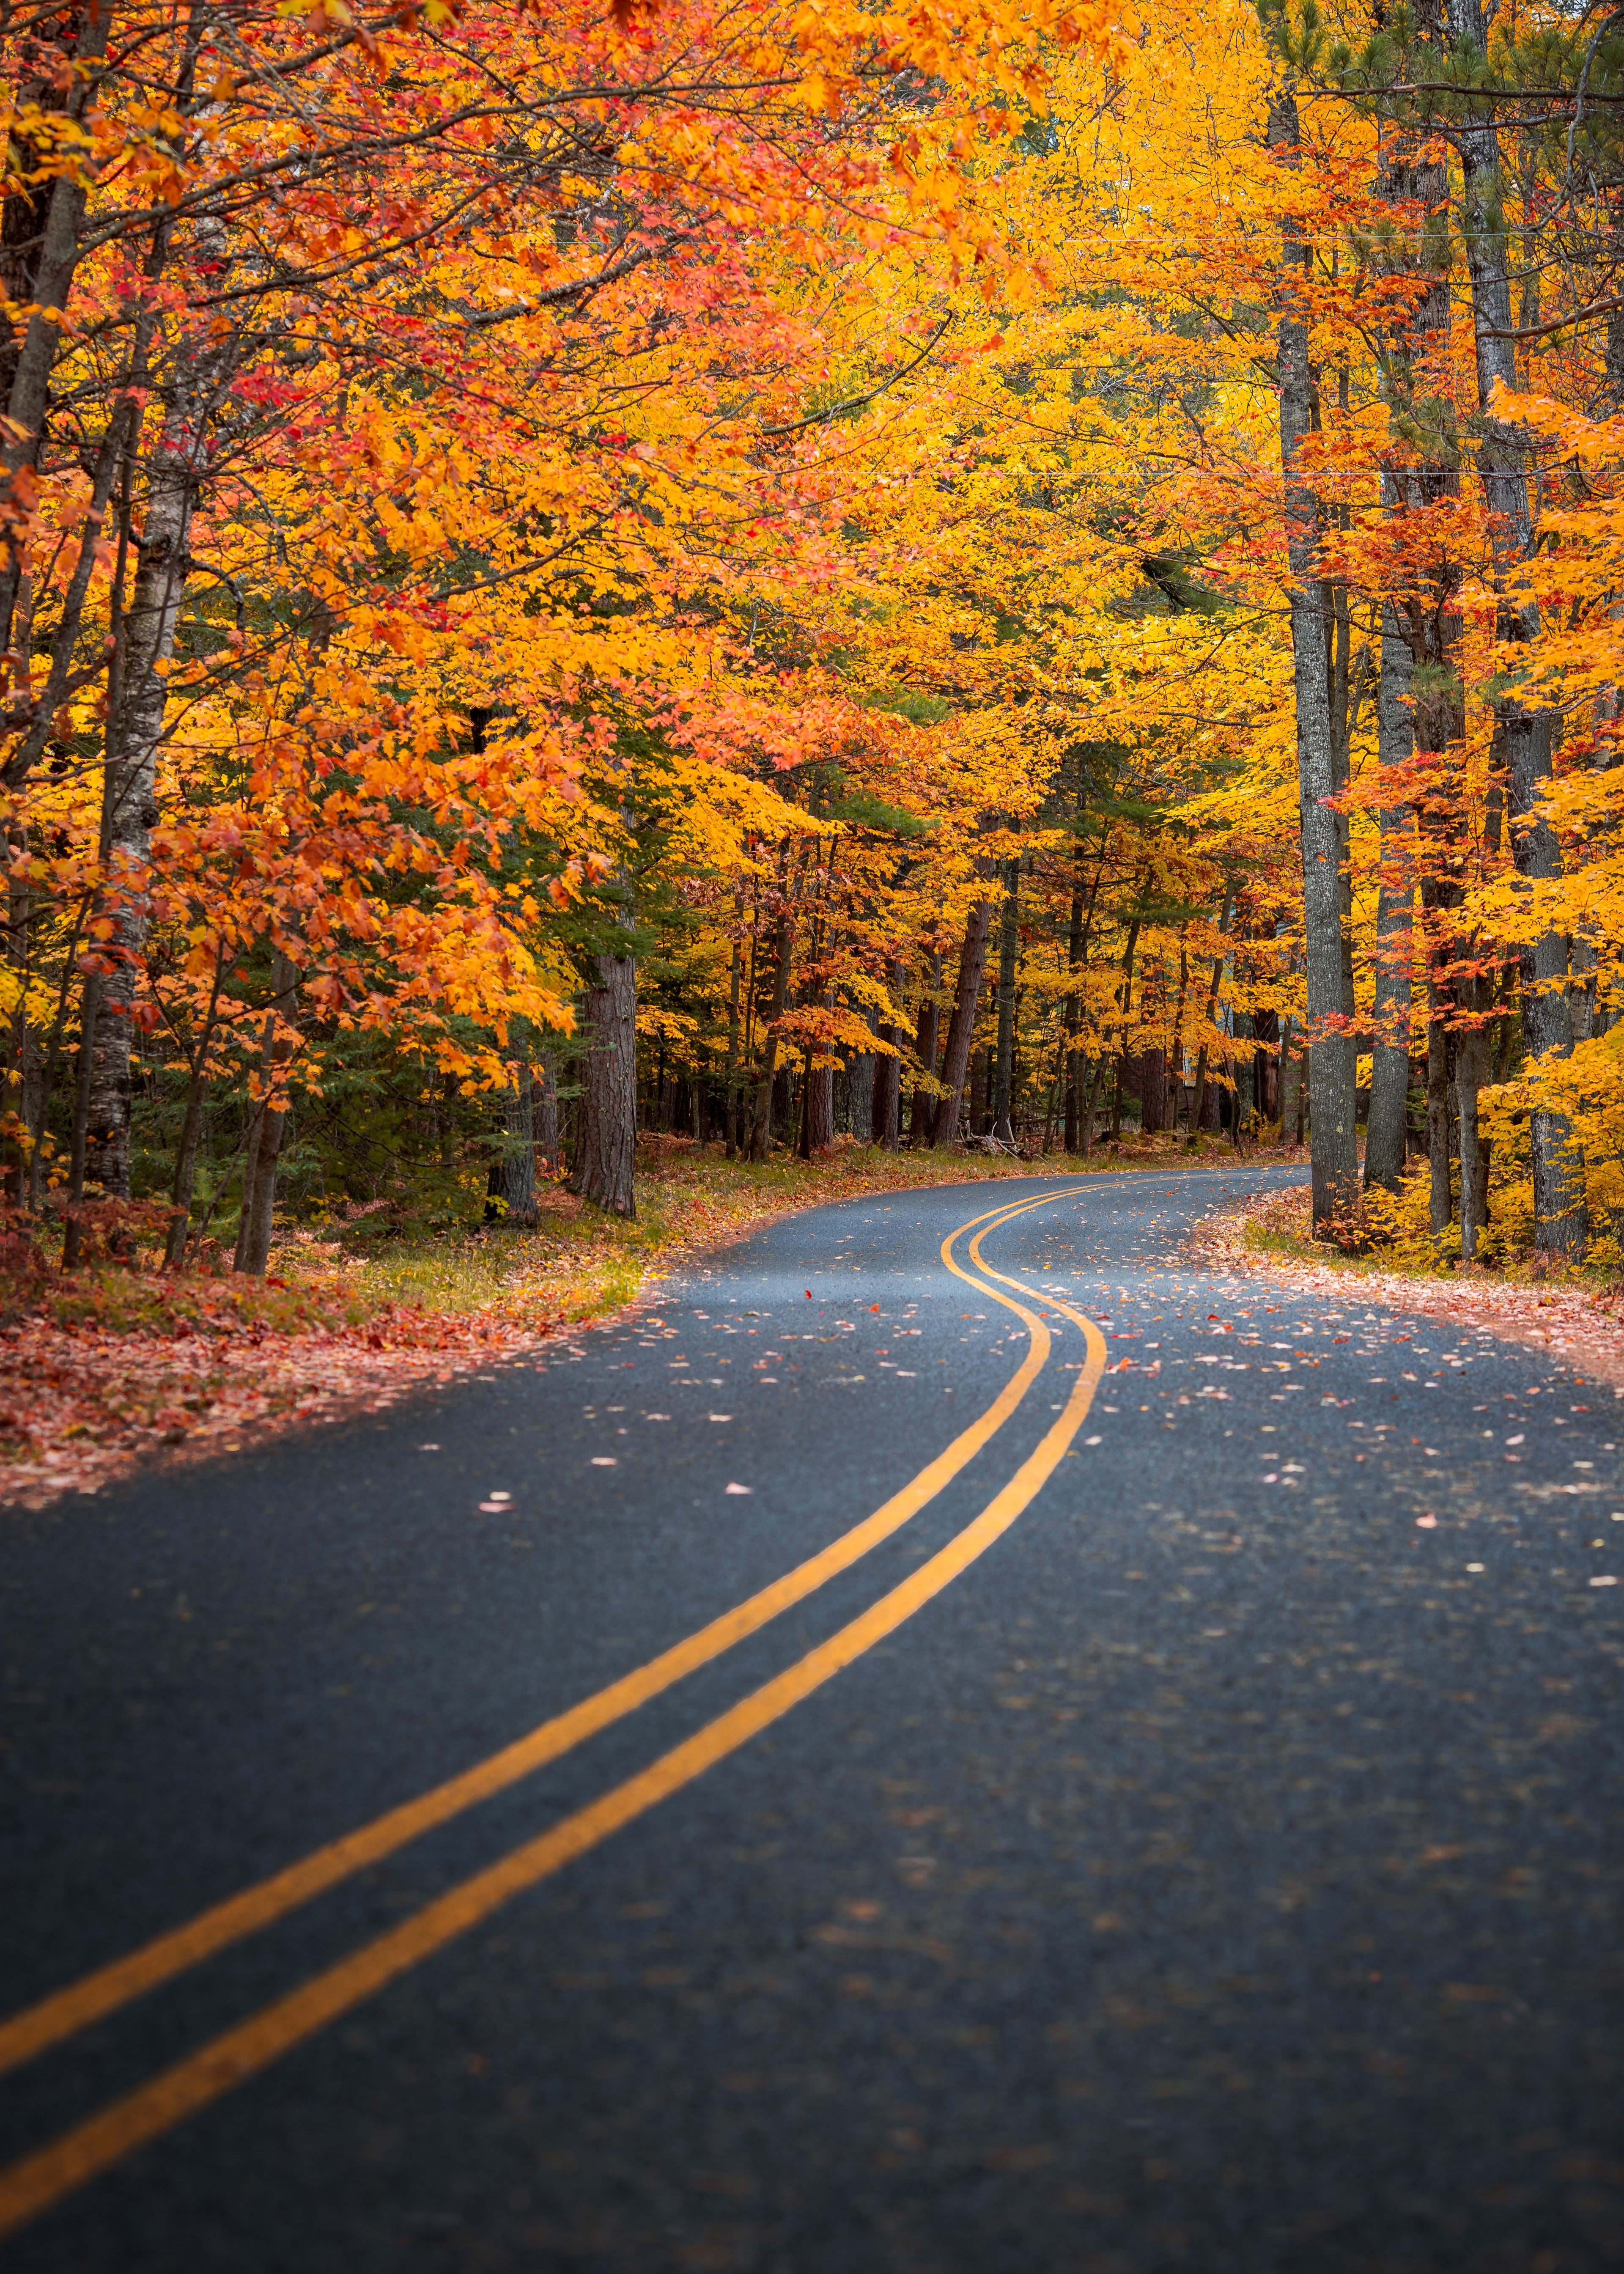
[4,0,1621,1268]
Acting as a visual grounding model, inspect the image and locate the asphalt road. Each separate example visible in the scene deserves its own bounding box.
[3,1164,1622,2273]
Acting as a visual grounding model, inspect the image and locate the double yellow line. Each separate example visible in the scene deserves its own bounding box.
[0,1189,1106,2240]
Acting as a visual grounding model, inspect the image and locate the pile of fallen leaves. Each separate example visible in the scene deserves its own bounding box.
[0,1282,565,1511]
[1193,1186,1624,1396]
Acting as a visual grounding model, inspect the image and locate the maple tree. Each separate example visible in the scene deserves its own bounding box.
[2,0,1620,1283]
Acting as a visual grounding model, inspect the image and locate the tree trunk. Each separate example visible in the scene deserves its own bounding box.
[0,7,108,671]
[988,863,1020,1142]
[534,1047,561,1174]
[61,972,100,1268]
[164,951,226,1266]
[872,1048,900,1148]
[1449,0,1586,1257]
[487,1060,539,1227]
[747,915,792,1162]
[970,1044,988,1134]
[848,1036,874,1143]
[1506,713,1587,1254]
[872,981,901,1148]
[1140,1047,1167,1137]
[232,1013,275,1273]
[1454,994,1493,1260]
[1186,895,1233,1149]
[1231,1015,1254,1147]
[934,896,996,1148]
[1168,943,1191,1133]
[1278,1016,1298,1140]
[723,928,742,1158]
[1366,101,1451,1194]
[1254,1009,1278,1128]
[1426,1008,1453,1238]
[3,822,28,1200]
[801,1057,834,1156]
[574,951,638,1214]
[237,951,299,1277]
[1040,1038,1063,1153]
[1366,606,1415,1193]
[906,953,942,1145]
[87,352,230,1197]
[1107,906,1144,1148]
[1064,868,1084,1153]
[1272,88,1358,1231]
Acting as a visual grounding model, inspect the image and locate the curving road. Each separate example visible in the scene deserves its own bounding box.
[2,1165,1622,2272]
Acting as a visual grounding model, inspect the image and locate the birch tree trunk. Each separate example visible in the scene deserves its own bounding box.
[1272,88,1357,1230]
[88,307,234,1197]
[84,455,181,1197]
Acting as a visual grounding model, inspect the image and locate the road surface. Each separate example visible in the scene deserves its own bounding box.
[2,1165,1621,2271]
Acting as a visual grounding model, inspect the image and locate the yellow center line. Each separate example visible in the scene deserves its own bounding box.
[0,1204,1105,2242]
[0,1189,1056,2087]
[966,1240,1109,1354]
